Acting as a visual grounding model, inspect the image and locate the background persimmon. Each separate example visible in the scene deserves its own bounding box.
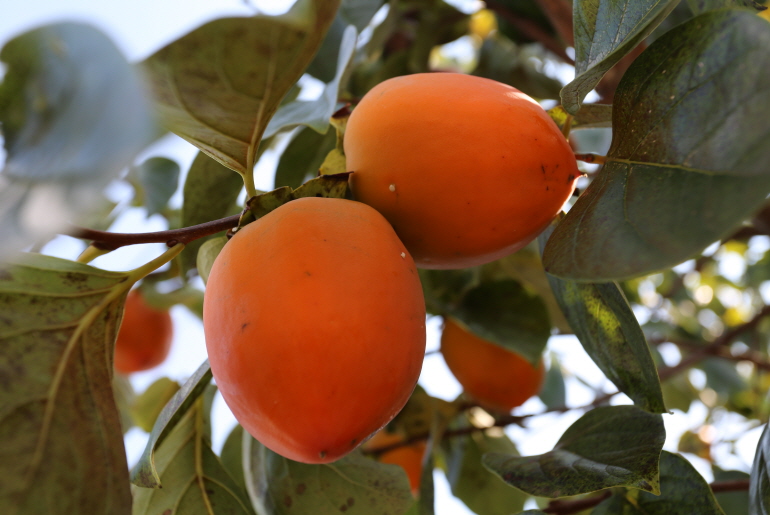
[344,72,578,269]
[114,289,174,374]
[441,317,544,412]
[364,428,426,495]
[203,197,426,464]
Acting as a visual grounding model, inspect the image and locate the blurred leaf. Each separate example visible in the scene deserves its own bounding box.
[713,467,749,515]
[700,358,747,397]
[547,104,612,132]
[180,151,243,274]
[197,236,228,285]
[538,356,566,410]
[539,219,665,413]
[419,268,480,315]
[490,0,555,45]
[113,373,136,434]
[132,393,254,515]
[0,23,155,261]
[131,377,181,433]
[751,423,770,514]
[243,437,414,515]
[483,405,664,498]
[660,372,698,413]
[221,424,247,493]
[562,0,678,113]
[142,0,340,174]
[274,126,336,189]
[131,157,180,216]
[687,0,766,13]
[417,448,435,515]
[545,10,770,280]
[131,360,213,488]
[442,431,528,515]
[0,254,132,514]
[451,279,551,365]
[264,25,357,138]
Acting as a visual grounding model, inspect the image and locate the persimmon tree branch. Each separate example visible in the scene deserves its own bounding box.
[68,214,241,250]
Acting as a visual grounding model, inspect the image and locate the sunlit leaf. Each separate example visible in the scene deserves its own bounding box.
[544,10,770,280]
[142,0,340,174]
[0,23,155,261]
[0,254,132,514]
[483,405,664,497]
[562,0,678,113]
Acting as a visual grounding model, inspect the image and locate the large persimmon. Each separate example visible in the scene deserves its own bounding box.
[344,72,579,269]
[441,318,544,412]
[114,289,173,374]
[203,197,426,464]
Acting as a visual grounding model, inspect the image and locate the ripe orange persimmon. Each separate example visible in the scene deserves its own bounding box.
[344,72,579,269]
[364,428,426,495]
[441,318,544,412]
[203,197,426,464]
[114,289,173,374]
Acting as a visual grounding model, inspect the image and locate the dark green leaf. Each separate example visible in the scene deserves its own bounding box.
[713,467,749,515]
[751,423,770,514]
[483,405,665,497]
[418,448,435,515]
[243,437,414,515]
[563,0,678,113]
[545,10,770,280]
[130,377,181,433]
[131,360,213,488]
[274,126,336,189]
[221,424,247,494]
[539,219,665,413]
[0,23,155,260]
[687,0,766,14]
[133,157,180,216]
[0,254,132,515]
[180,151,243,274]
[142,0,340,174]
[538,357,566,411]
[452,279,551,365]
[132,394,254,515]
[442,431,527,515]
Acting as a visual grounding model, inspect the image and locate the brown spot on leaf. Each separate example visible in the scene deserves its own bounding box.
[284,495,293,507]
[347,498,355,507]
[340,505,347,512]
[296,483,307,495]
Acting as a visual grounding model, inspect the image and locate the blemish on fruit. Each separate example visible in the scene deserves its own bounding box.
[567,174,575,183]
[400,252,406,258]
[319,450,327,459]
[241,322,249,332]
[541,165,546,174]
[389,184,396,192]
[296,483,307,495]
[350,438,358,446]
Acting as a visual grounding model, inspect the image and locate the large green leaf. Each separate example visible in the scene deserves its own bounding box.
[544,10,770,280]
[132,391,254,515]
[442,431,527,515]
[0,23,155,260]
[131,360,213,488]
[562,0,678,113]
[751,423,770,514]
[179,152,244,274]
[0,254,132,515]
[539,220,665,413]
[274,126,337,189]
[243,436,413,515]
[483,405,664,498]
[142,0,340,174]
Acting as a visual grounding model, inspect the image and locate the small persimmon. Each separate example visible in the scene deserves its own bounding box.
[344,72,579,269]
[114,289,173,374]
[364,428,426,495]
[440,318,544,412]
[203,197,426,464]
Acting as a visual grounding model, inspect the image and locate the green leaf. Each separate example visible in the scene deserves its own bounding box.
[243,437,414,515]
[130,360,213,488]
[113,373,136,434]
[562,0,678,113]
[483,405,665,498]
[274,126,336,189]
[418,268,480,316]
[538,356,566,411]
[131,393,255,515]
[442,431,528,515]
[291,172,351,200]
[700,358,747,397]
[544,10,770,280]
[750,423,770,514]
[687,0,766,14]
[180,151,243,274]
[197,236,228,285]
[263,24,357,138]
[0,23,155,260]
[451,279,551,365]
[132,157,180,216]
[0,254,132,515]
[713,467,749,515]
[130,377,181,433]
[221,424,247,494]
[547,104,613,132]
[539,220,665,413]
[142,0,340,174]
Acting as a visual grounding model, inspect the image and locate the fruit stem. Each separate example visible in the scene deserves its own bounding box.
[126,243,185,285]
[573,153,606,165]
[76,245,112,264]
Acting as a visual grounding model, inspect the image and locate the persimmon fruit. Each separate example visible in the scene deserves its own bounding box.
[344,72,579,269]
[364,428,426,495]
[440,317,544,412]
[114,289,173,374]
[203,197,426,464]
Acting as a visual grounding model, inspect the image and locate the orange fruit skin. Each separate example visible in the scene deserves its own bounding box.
[364,429,426,495]
[344,73,579,269]
[440,318,544,412]
[114,290,173,374]
[203,197,426,464]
